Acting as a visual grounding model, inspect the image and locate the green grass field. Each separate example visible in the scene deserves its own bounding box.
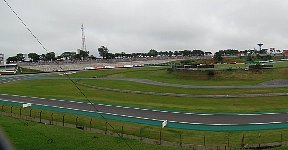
[1,63,288,149]
[0,115,180,150]
[51,67,288,86]
[1,105,288,149]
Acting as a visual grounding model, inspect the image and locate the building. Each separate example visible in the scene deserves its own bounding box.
[283,50,288,57]
[0,53,4,65]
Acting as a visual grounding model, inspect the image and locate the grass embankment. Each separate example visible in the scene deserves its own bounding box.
[1,80,288,113]
[77,79,288,95]
[0,115,178,150]
[51,67,288,86]
[1,105,288,149]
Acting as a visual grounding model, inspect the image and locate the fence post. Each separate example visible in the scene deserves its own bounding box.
[121,126,124,137]
[76,116,78,127]
[281,132,283,146]
[105,121,108,134]
[241,134,245,148]
[29,109,32,117]
[159,130,162,145]
[204,135,206,147]
[180,133,182,147]
[62,115,65,126]
[39,111,42,123]
[227,133,230,148]
[90,118,92,131]
[50,113,53,125]
[19,107,22,119]
[140,128,143,141]
[258,133,261,148]
[10,106,13,115]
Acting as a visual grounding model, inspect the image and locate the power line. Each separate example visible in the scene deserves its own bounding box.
[2,0,133,149]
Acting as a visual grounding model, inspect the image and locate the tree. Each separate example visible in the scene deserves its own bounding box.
[16,53,24,62]
[79,50,89,59]
[191,50,204,56]
[61,52,76,60]
[28,53,40,62]
[98,46,109,59]
[148,49,158,57]
[214,52,223,63]
[6,56,18,64]
[45,52,56,61]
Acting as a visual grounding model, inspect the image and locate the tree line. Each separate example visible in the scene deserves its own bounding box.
[6,47,209,63]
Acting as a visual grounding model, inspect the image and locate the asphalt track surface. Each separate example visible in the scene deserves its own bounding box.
[2,74,288,130]
[1,94,288,126]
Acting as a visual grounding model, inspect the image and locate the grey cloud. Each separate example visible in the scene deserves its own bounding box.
[1,0,288,58]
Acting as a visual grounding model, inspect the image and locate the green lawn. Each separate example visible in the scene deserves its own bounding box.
[51,67,288,86]
[0,115,179,150]
[1,80,288,113]
[77,79,288,95]
[1,106,288,149]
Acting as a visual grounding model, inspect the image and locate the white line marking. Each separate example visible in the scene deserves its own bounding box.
[1,100,8,102]
[169,121,177,123]
[59,100,65,102]
[249,123,268,125]
[12,95,19,97]
[269,122,282,124]
[1,94,7,95]
[36,104,43,106]
[106,112,112,115]
[115,106,122,108]
[31,97,38,99]
[184,113,195,115]
[264,113,278,115]
[133,108,140,110]
[179,122,189,124]
[142,118,149,120]
[105,105,112,107]
[58,107,64,109]
[20,96,27,98]
[52,106,58,108]
[237,114,261,116]
[50,99,57,100]
[189,123,203,125]
[197,114,213,116]
[98,104,104,106]
[67,108,73,110]
[40,98,46,100]
[209,124,237,126]
[111,114,118,116]
[127,115,134,118]
[81,110,88,112]
[172,112,180,114]
[123,107,130,109]
[76,102,83,104]
[141,109,148,111]
[69,101,75,103]
[160,111,168,113]
[89,111,95,113]
[73,109,79,111]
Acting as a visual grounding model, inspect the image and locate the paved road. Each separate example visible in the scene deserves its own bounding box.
[1,94,288,126]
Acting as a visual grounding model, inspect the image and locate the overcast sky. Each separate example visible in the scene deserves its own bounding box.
[1,0,288,58]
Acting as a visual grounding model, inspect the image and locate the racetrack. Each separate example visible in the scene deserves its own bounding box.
[2,94,288,131]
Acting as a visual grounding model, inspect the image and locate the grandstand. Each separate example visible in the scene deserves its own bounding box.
[0,64,18,75]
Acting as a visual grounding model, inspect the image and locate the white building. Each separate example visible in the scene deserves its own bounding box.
[0,53,4,64]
